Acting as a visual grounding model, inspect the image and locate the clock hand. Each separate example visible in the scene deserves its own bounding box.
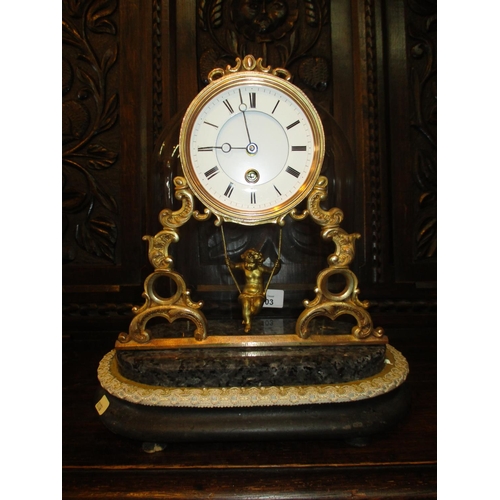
[198,143,247,153]
[238,90,253,145]
[218,142,258,155]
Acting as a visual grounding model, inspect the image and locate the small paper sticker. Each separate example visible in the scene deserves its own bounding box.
[263,289,284,308]
[95,395,110,415]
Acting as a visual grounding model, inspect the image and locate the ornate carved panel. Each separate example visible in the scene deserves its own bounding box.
[62,0,153,332]
[62,0,437,333]
[384,0,437,285]
[62,0,120,265]
[196,1,331,106]
[406,0,437,261]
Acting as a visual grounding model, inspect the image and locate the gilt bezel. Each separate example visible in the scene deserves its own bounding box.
[179,67,325,225]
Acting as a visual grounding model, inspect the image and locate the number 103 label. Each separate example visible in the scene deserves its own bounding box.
[263,289,284,308]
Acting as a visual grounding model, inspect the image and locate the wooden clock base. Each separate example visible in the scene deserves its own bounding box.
[95,341,410,449]
[95,383,410,449]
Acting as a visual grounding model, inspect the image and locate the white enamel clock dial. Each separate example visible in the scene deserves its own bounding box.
[179,70,325,224]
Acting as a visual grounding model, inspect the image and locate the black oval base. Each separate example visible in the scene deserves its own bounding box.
[95,383,410,447]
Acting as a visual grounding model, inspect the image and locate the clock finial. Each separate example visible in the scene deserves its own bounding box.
[207,54,291,83]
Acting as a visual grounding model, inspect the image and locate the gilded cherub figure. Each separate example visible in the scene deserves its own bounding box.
[226,248,281,333]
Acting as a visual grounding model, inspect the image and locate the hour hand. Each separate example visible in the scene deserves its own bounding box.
[197,143,246,153]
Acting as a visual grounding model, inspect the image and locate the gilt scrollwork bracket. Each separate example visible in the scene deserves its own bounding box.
[117,177,210,345]
[294,176,386,343]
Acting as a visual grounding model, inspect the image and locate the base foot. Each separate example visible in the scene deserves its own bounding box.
[142,442,167,454]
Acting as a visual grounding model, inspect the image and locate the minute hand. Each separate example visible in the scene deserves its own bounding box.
[238,90,252,144]
[241,108,252,143]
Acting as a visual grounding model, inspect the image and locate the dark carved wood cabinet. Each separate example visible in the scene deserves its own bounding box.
[63,0,436,332]
[62,1,437,497]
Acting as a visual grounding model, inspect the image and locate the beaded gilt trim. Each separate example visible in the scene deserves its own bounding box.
[97,345,408,408]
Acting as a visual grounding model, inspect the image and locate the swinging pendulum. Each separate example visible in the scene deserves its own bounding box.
[220,224,283,333]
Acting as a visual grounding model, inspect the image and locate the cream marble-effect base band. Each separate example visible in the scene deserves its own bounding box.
[97,345,408,409]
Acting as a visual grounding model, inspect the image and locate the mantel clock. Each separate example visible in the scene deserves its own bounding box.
[96,56,409,447]
[116,55,387,348]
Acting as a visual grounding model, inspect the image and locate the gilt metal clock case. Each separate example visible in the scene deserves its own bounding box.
[178,55,325,225]
[116,56,387,348]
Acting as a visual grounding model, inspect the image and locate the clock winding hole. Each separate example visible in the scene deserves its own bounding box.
[245,169,260,183]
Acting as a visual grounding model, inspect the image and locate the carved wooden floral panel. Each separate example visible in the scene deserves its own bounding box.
[197,1,331,101]
[407,0,437,261]
[62,0,437,332]
[62,0,120,266]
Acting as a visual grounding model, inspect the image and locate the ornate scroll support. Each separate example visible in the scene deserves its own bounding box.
[294,176,387,344]
[117,176,385,350]
[117,177,210,345]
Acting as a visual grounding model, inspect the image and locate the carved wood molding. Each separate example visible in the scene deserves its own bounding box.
[62,297,436,320]
[62,0,119,264]
[363,0,383,283]
[406,0,437,260]
[152,0,163,141]
[367,298,436,314]
[63,302,135,317]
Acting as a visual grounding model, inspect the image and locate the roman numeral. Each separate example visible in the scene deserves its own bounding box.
[224,182,234,197]
[286,120,300,130]
[204,166,219,179]
[274,185,282,196]
[272,100,280,114]
[291,146,307,151]
[250,191,256,204]
[249,92,256,108]
[286,166,301,178]
[198,146,214,152]
[223,99,234,114]
[204,121,218,129]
